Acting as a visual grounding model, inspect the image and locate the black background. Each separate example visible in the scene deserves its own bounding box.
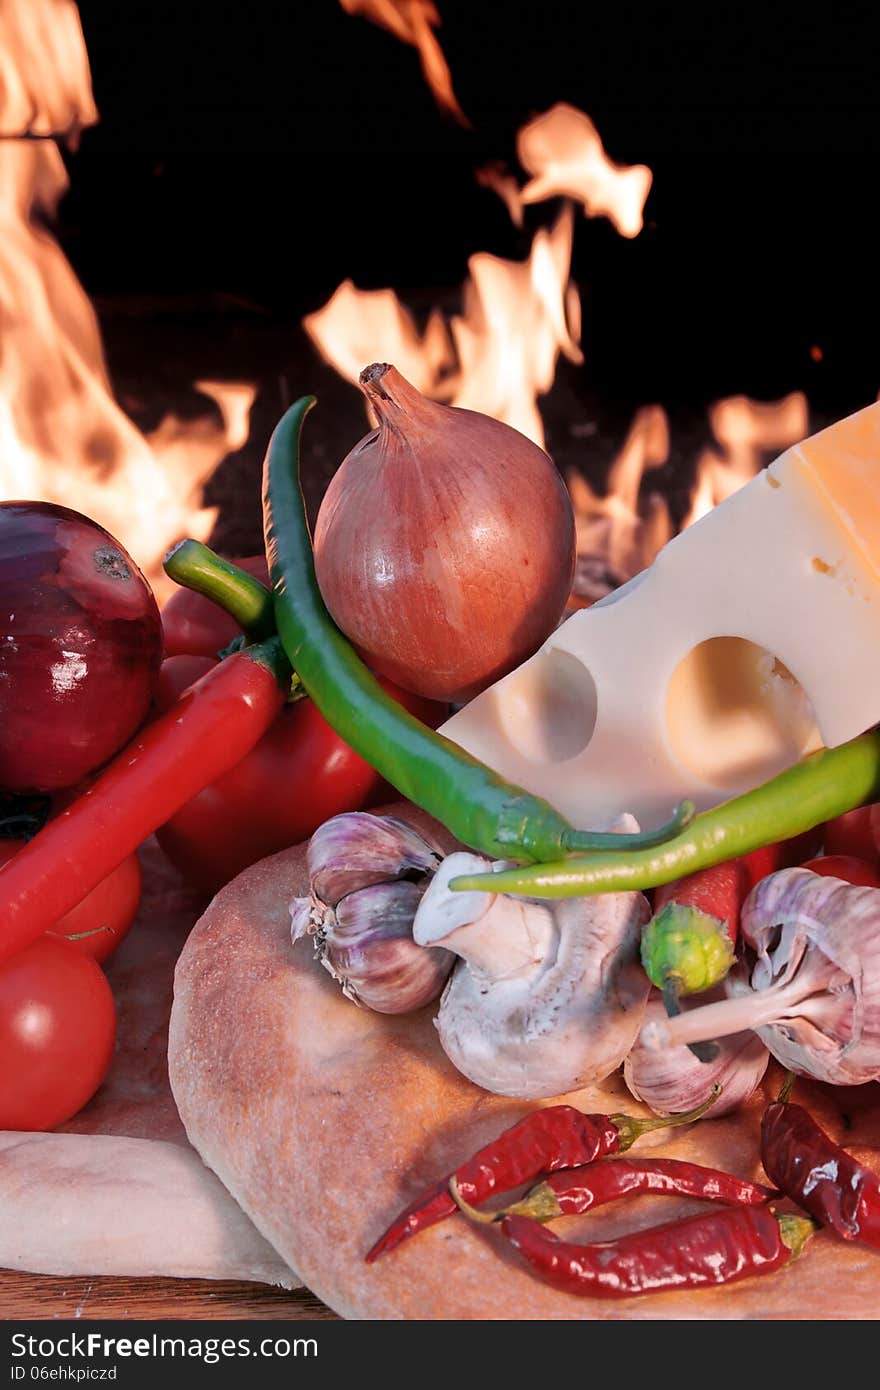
[60,2,880,413]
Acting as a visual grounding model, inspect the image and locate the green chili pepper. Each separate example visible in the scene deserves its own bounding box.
[164,540,275,641]
[252,395,693,863]
[449,732,880,894]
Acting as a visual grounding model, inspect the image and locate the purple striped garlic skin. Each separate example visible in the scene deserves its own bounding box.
[625,992,770,1116]
[639,866,880,1087]
[289,812,454,1014]
[737,866,880,1085]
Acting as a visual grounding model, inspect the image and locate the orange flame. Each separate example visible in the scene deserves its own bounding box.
[0,35,254,602]
[303,282,455,399]
[306,207,580,449]
[0,0,97,141]
[338,0,468,124]
[682,392,809,527]
[567,406,672,601]
[449,206,582,445]
[517,104,653,238]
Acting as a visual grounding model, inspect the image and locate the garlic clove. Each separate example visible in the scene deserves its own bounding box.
[318,880,454,1015]
[624,993,770,1117]
[289,896,314,943]
[307,811,444,907]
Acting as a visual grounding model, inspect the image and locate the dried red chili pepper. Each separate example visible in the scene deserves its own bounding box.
[761,1086,880,1247]
[497,1206,815,1299]
[365,1087,720,1262]
[496,1157,774,1222]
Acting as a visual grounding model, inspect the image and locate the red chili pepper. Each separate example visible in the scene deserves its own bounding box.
[498,1206,815,1299]
[503,1158,774,1221]
[0,637,289,965]
[761,1096,880,1247]
[365,1088,720,1262]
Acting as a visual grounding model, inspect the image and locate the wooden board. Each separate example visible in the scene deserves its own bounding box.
[0,1271,336,1321]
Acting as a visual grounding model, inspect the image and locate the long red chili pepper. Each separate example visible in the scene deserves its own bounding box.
[365,1088,720,1262]
[498,1206,815,1299]
[499,1158,774,1221]
[0,636,290,965]
[761,1093,880,1247]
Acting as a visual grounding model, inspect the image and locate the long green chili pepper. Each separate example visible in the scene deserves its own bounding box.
[256,395,693,863]
[450,731,880,895]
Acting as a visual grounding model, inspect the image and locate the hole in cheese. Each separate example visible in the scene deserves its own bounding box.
[665,637,822,792]
[498,646,598,764]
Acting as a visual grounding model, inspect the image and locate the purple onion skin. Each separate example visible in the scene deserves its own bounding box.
[0,502,163,792]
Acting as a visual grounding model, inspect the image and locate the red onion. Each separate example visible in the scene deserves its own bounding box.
[0,502,162,793]
[313,363,576,702]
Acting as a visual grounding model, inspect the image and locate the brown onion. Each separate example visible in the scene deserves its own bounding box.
[313,363,576,702]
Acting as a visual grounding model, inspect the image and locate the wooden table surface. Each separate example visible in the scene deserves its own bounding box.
[0,1271,338,1322]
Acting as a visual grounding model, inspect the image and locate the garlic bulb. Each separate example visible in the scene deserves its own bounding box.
[291,811,454,1014]
[625,993,770,1117]
[414,842,652,1099]
[639,867,880,1086]
[313,362,576,702]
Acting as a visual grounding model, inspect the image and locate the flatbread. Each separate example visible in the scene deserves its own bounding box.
[169,803,880,1319]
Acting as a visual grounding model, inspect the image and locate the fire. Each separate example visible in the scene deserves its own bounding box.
[306,104,650,450]
[449,207,582,445]
[338,0,468,124]
[0,6,255,601]
[567,406,672,601]
[306,207,580,449]
[567,393,812,602]
[682,392,809,527]
[0,0,97,141]
[303,282,455,400]
[517,104,653,238]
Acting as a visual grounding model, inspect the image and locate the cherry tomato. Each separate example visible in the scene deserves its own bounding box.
[0,839,141,963]
[0,786,143,963]
[820,806,880,865]
[161,554,269,658]
[739,827,823,896]
[0,936,116,1130]
[800,854,880,888]
[154,586,446,892]
[153,654,216,714]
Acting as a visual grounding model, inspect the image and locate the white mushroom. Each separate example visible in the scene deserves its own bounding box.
[413,844,652,1099]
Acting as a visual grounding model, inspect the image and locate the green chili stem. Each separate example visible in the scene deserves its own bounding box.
[563,799,695,853]
[450,732,880,896]
[776,1072,796,1104]
[777,1212,819,1258]
[163,539,276,641]
[612,1083,722,1149]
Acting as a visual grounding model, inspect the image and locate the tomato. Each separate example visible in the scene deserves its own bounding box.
[0,788,143,963]
[739,827,823,896]
[800,854,880,888]
[0,936,116,1130]
[161,554,269,659]
[155,576,447,892]
[820,806,880,864]
[154,654,216,714]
